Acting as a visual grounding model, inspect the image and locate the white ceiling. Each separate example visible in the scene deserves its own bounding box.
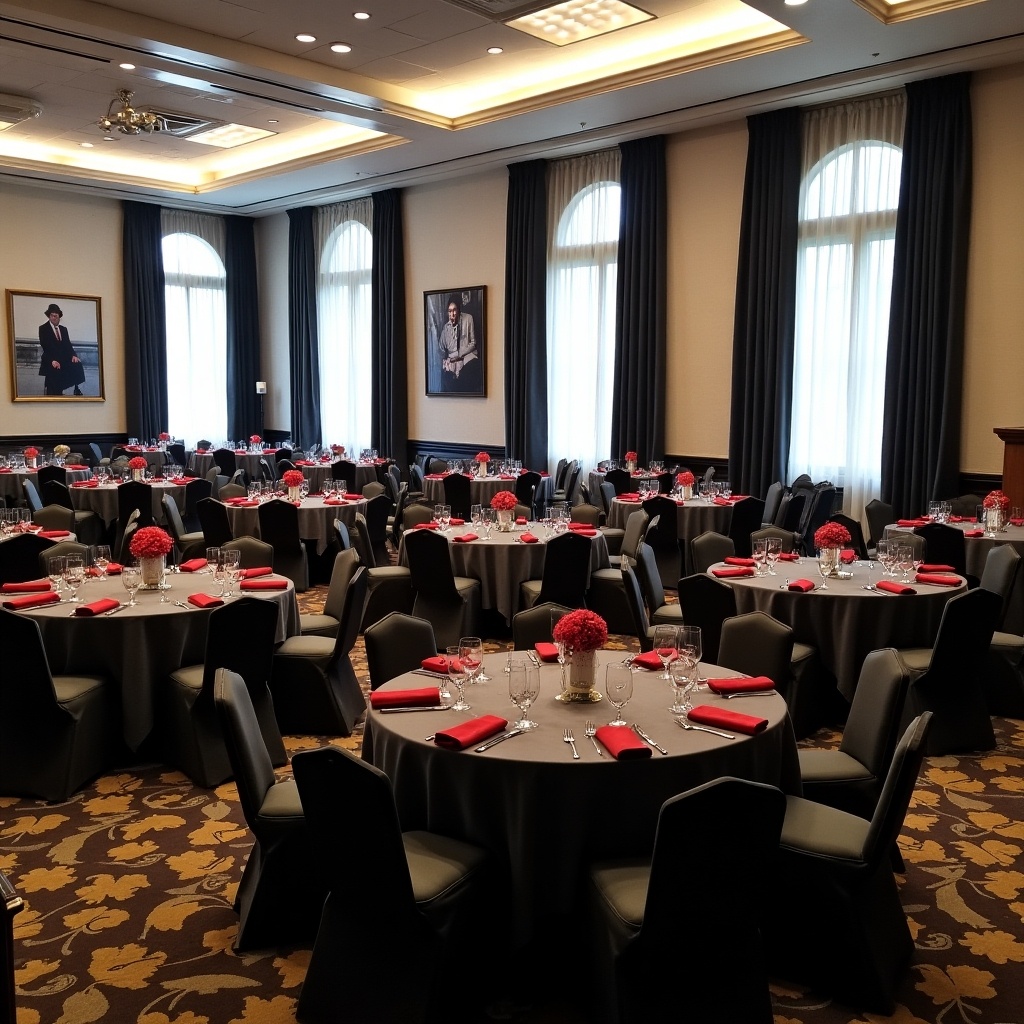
[0,0,1022,215]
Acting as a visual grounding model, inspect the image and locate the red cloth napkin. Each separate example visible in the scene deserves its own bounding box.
[178,558,208,573]
[841,549,857,563]
[572,528,597,537]
[64,464,88,470]
[421,655,460,674]
[342,492,363,501]
[617,493,641,502]
[369,687,441,710]
[687,705,767,735]
[412,521,440,529]
[897,518,929,527]
[240,567,273,579]
[1011,519,1024,527]
[633,649,677,670]
[724,556,755,567]
[535,642,559,662]
[74,598,121,616]
[788,579,815,592]
[519,533,539,543]
[294,459,314,466]
[240,579,288,590]
[72,480,99,488]
[915,572,961,587]
[425,473,446,480]
[434,715,508,750]
[450,518,466,526]
[38,530,71,539]
[105,563,123,575]
[964,529,985,538]
[188,593,224,608]
[515,517,527,526]
[2,592,61,610]
[918,563,956,573]
[876,580,916,595]
[778,552,800,562]
[452,533,479,542]
[1,579,51,593]
[323,498,349,505]
[707,675,774,695]
[711,566,755,578]
[595,725,652,760]
[713,497,732,506]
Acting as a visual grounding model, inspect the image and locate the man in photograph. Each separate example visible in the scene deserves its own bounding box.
[437,296,482,394]
[38,302,85,396]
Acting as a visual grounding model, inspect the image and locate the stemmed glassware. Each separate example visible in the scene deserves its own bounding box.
[816,549,833,590]
[669,654,697,714]
[752,538,768,576]
[470,504,483,530]
[898,544,915,582]
[446,645,471,711]
[63,555,85,603]
[47,555,66,599]
[605,664,634,727]
[481,508,496,539]
[121,563,141,606]
[221,548,241,599]
[765,537,782,575]
[678,624,703,690]
[508,663,540,730]
[459,636,484,684]
[92,545,111,577]
[652,624,678,681]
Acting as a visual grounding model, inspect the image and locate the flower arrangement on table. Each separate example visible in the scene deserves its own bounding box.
[676,470,695,487]
[24,447,38,459]
[475,451,490,463]
[624,451,637,463]
[490,490,517,511]
[129,526,173,560]
[282,469,304,489]
[330,444,345,455]
[53,444,70,458]
[158,432,170,442]
[249,434,262,445]
[128,456,148,474]
[983,490,1010,511]
[813,522,851,550]
[553,609,608,652]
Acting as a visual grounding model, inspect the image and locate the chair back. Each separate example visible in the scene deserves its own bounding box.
[913,522,967,575]
[212,448,236,476]
[676,573,737,663]
[21,479,42,513]
[364,611,438,688]
[864,498,894,548]
[554,458,569,491]
[362,480,387,500]
[363,493,392,566]
[116,514,140,563]
[776,492,805,531]
[950,493,984,517]
[196,497,233,548]
[427,458,448,475]
[726,497,766,558]
[619,510,649,562]
[560,461,582,504]
[333,519,352,551]
[762,481,785,526]
[690,531,735,574]
[389,484,410,546]
[183,478,212,531]
[598,481,616,515]
[329,567,368,669]
[35,465,66,488]
[199,597,279,695]
[634,542,667,612]
[980,543,1022,628]
[511,602,572,649]
[798,486,836,554]
[118,481,155,531]
[222,535,275,569]
[535,531,592,608]
[404,528,461,602]
[168,442,187,467]
[515,472,541,512]
[0,534,56,583]
[442,472,472,518]
[257,499,308,589]
[0,609,68,722]
[408,463,425,492]
[402,503,435,533]
[275,447,293,465]
[33,504,75,533]
[604,468,632,495]
[621,564,653,651]
[88,442,106,465]
[161,493,191,547]
[36,539,88,573]
[569,503,602,527]
[750,525,798,553]
[321,548,360,622]
[830,513,869,560]
[274,459,296,477]
[218,483,247,500]
[718,611,794,689]
[350,513,376,568]
[40,480,74,510]
[386,463,402,504]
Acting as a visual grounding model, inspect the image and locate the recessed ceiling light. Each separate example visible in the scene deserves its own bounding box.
[507,0,653,46]
[353,12,370,20]
[80,142,94,148]
[330,42,352,53]
[119,62,136,70]
[268,118,279,124]
[487,46,503,54]
[784,0,808,5]
[185,122,277,149]
[295,33,316,43]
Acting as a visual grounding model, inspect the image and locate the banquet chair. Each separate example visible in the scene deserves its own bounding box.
[116,512,140,563]
[205,466,227,500]
[864,498,894,551]
[427,458,448,474]
[772,491,804,533]
[363,492,393,565]
[520,530,592,610]
[36,539,88,573]
[217,482,247,501]
[641,496,683,588]
[796,485,836,555]
[621,565,655,651]
[32,504,75,533]
[387,483,409,548]
[895,587,1000,755]
[221,535,274,570]
[161,494,205,563]
[588,777,785,1024]
[763,713,932,1014]
[515,471,541,515]
[364,611,438,689]
[949,493,984,517]
[884,527,925,559]
[168,442,188,468]
[20,479,42,513]
[116,480,155,543]
[578,481,593,505]
[162,597,284,788]
[196,497,232,549]
[979,546,1024,715]
[554,460,581,505]
[702,465,716,486]
[607,509,647,566]
[675,573,737,663]
[40,480,104,544]
[913,522,967,576]
[386,463,402,504]
[570,503,603,527]
[404,529,481,650]
[0,533,57,584]
[407,462,425,497]
[633,543,682,626]
[689,531,735,574]
[274,447,293,466]
[726,496,766,558]
[599,480,617,516]
[762,481,785,527]
[442,471,472,519]
[0,608,117,802]
[718,611,795,692]
[257,499,309,592]
[270,567,368,735]
[291,745,489,1024]
[511,602,572,649]
[361,480,386,500]
[980,541,1021,628]
[351,513,414,631]
[212,669,326,951]
[300,548,359,638]
[35,464,66,489]
[182,478,212,533]
[332,519,351,551]
[604,468,632,496]
[273,459,295,479]
[554,457,569,493]
[402,502,435,531]
[212,447,236,477]
[88,442,109,466]
[258,457,275,484]
[829,513,870,561]
[330,459,358,488]
[749,525,799,553]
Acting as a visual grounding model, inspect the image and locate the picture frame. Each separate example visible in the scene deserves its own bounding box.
[6,289,105,402]
[424,286,486,397]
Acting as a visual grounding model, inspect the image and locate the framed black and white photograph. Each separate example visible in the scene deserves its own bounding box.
[424,286,485,397]
[6,290,105,402]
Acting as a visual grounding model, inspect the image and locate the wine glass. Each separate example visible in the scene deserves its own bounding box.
[765,537,782,575]
[470,503,483,530]
[669,653,697,714]
[221,548,241,599]
[121,563,141,606]
[481,508,496,539]
[898,544,915,582]
[63,555,85,603]
[652,624,678,681]
[605,664,634,727]
[446,645,471,711]
[678,624,704,690]
[459,636,484,684]
[438,504,452,532]
[752,538,767,576]
[508,663,541,730]
[92,544,111,577]
[47,555,66,599]
[816,549,833,590]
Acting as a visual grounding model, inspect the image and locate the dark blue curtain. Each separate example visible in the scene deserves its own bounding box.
[287,207,321,448]
[504,159,549,470]
[122,201,167,440]
[371,189,408,461]
[225,215,261,440]
[611,135,667,464]
[881,73,973,518]
[728,108,801,498]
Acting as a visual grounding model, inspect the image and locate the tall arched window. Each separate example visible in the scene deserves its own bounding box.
[788,95,904,525]
[316,197,372,452]
[162,211,227,446]
[546,150,621,473]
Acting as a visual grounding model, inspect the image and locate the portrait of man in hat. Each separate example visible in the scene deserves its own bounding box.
[38,302,85,396]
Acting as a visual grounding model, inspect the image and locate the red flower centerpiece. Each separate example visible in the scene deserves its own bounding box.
[158,431,170,442]
[983,489,1010,511]
[624,450,638,473]
[491,489,517,531]
[983,490,1010,532]
[128,455,148,480]
[24,446,38,468]
[330,444,345,455]
[676,470,695,498]
[282,469,304,500]
[553,609,609,701]
[129,526,173,587]
[814,521,851,578]
[249,434,262,448]
[475,451,491,478]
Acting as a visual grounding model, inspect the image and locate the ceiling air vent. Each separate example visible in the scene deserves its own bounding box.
[147,110,221,137]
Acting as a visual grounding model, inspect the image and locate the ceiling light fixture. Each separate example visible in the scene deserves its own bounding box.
[330,42,352,53]
[296,33,316,43]
[487,46,504,54]
[0,93,42,132]
[507,0,653,46]
[97,89,165,135]
[119,62,136,70]
[353,12,371,20]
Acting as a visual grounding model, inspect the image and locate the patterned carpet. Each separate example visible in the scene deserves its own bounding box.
[3,586,1024,1023]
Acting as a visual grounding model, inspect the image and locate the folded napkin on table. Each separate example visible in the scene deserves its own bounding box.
[72,480,99,487]
[240,578,288,590]
[452,533,479,542]
[105,563,123,575]
[38,530,71,539]
[322,498,349,506]
[342,493,363,501]
[1011,519,1024,527]
[632,649,677,670]
[713,497,733,506]
[1,579,51,593]
[421,655,459,674]
[567,522,591,531]
[778,552,800,562]
[963,529,985,538]
[897,518,930,527]
[595,725,652,760]
[918,563,956,573]
[239,567,273,579]
[188,593,223,608]
[0,468,10,473]
[413,521,440,530]
[534,642,559,662]
[519,533,539,543]
[369,687,441,710]
[707,675,774,695]
[617,493,641,502]
[2,592,61,610]
[294,459,314,466]
[724,556,755,567]
[74,598,121,617]
[573,528,598,537]
[915,572,961,587]
[515,517,528,526]
[500,474,516,480]
[64,464,89,470]
[687,705,767,735]
[425,473,446,480]
[450,518,466,526]
[841,549,857,563]
[434,715,508,750]
[876,580,916,595]
[948,515,970,523]
[711,566,755,578]
[178,558,208,573]
[788,579,816,592]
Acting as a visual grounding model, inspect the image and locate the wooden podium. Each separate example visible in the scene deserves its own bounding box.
[994,427,1024,507]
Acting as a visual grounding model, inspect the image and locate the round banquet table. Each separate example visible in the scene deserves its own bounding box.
[17,568,298,751]
[292,461,336,493]
[422,473,513,507]
[223,494,367,555]
[709,559,967,700]
[587,469,659,503]
[0,467,91,503]
[120,448,167,472]
[362,650,800,947]
[398,522,610,624]
[69,480,187,525]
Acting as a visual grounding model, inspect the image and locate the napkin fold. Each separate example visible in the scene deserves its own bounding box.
[876,580,916,595]
[841,549,857,563]
[434,715,508,750]
[778,552,800,562]
[519,533,539,543]
[787,579,815,592]
[1,579,51,593]
[534,642,559,662]
[706,675,774,695]
[369,687,441,710]
[2,592,61,610]
[449,518,466,526]
[595,725,652,760]
[963,529,985,538]
[515,517,528,526]
[413,521,440,530]
[188,593,224,608]
[915,572,961,587]
[240,579,288,590]
[724,556,755,567]
[105,563,123,575]
[617,493,641,502]
[322,498,349,506]
[687,705,767,735]
[422,655,460,674]
[239,566,273,579]
[178,558,208,573]
[897,518,930,527]
[38,530,71,539]
[452,533,479,542]
[632,649,676,670]
[918,563,956,573]
[342,493,363,501]
[572,528,597,537]
[711,566,755,578]
[74,598,121,616]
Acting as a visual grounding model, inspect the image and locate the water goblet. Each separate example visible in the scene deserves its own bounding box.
[898,544,915,582]
[221,548,241,599]
[605,664,634,727]
[481,508,496,539]
[459,636,484,684]
[446,645,471,711]
[47,555,66,599]
[508,663,541,731]
[752,538,768,576]
[121,563,141,606]
[92,544,111,577]
[678,624,704,690]
[652,624,678,681]
[433,504,446,528]
[668,654,697,714]
[816,549,833,590]
[205,546,221,575]
[438,505,452,532]
[470,504,483,529]
[765,537,782,575]
[63,555,85,603]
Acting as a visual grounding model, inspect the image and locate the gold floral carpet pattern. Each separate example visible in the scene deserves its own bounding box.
[3,586,1024,1024]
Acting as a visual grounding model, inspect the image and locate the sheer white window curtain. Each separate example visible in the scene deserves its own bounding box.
[315,198,372,454]
[546,150,621,476]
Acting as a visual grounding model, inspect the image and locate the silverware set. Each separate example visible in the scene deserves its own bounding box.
[563,728,579,759]
[675,718,735,740]
[632,723,668,754]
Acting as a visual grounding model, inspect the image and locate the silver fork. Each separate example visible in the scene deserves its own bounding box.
[563,728,579,759]
[585,720,604,757]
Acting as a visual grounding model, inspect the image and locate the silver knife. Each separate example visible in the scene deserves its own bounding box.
[632,723,668,754]
[475,728,524,752]
[722,690,776,699]
[104,603,127,615]
[375,705,453,713]
[412,668,451,679]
